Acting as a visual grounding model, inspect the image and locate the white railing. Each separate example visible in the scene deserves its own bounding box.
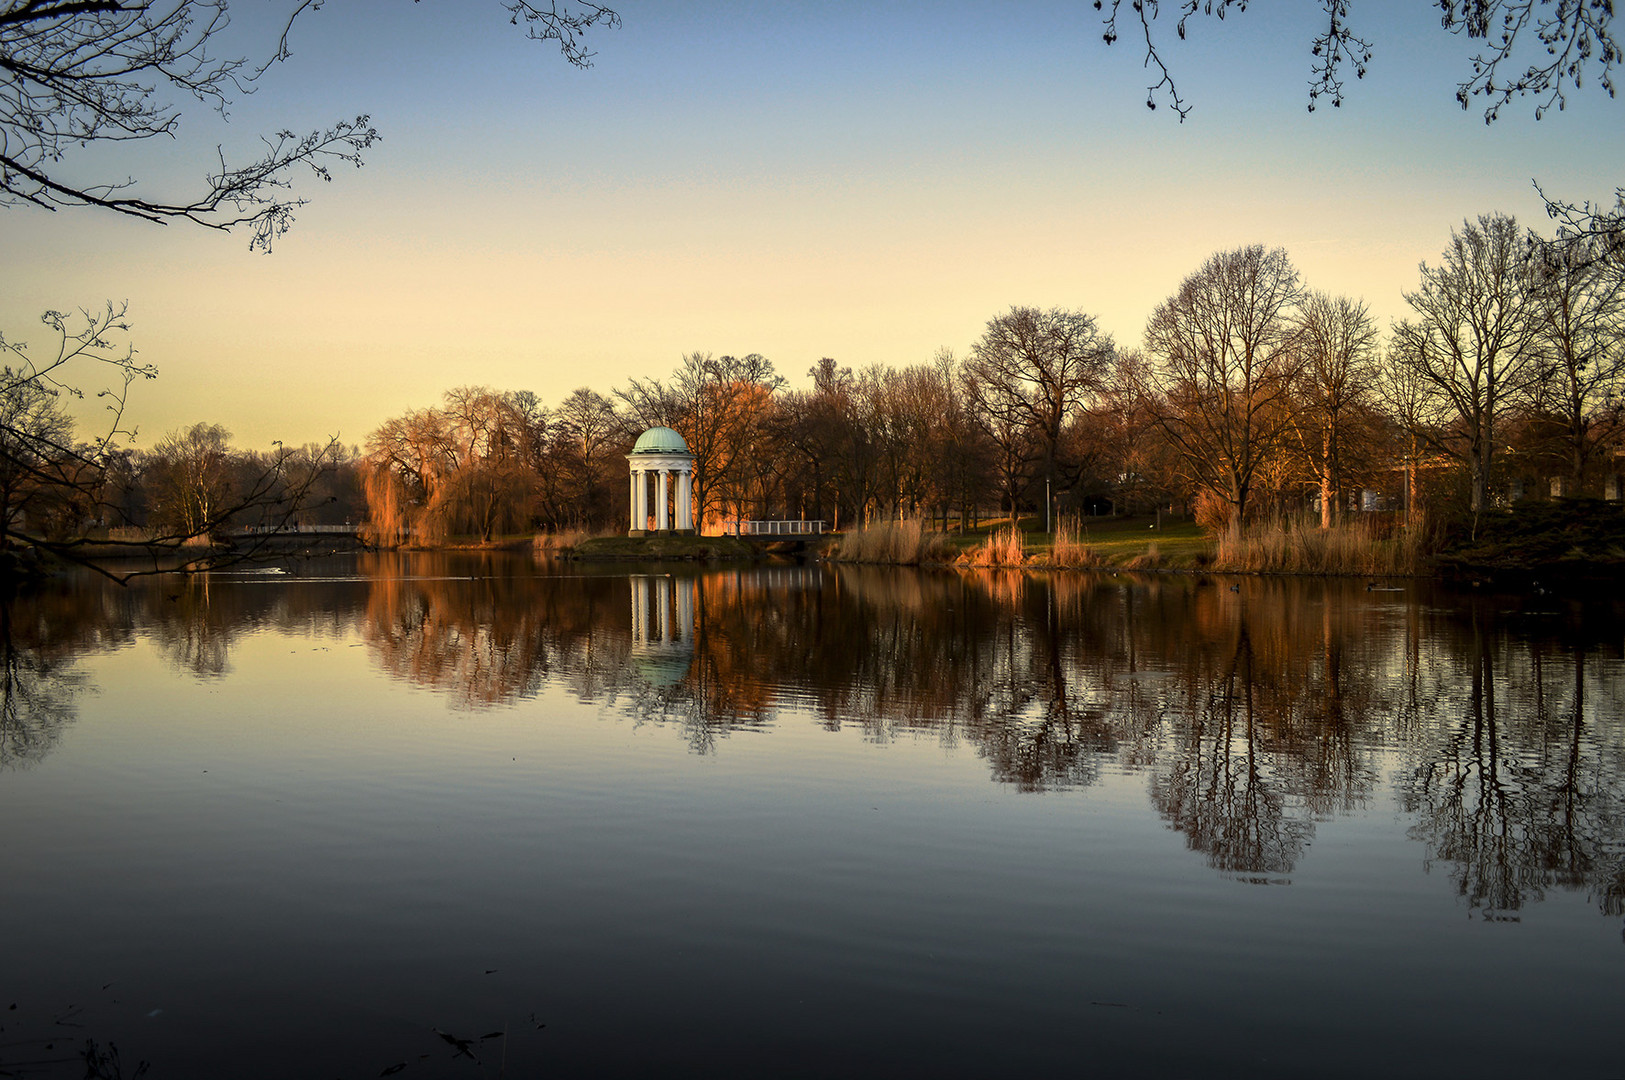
[722,520,827,537]
[234,524,358,535]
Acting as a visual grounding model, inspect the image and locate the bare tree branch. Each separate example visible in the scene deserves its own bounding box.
[1094,0,1614,121]
[1444,0,1620,122]
[0,1,619,248]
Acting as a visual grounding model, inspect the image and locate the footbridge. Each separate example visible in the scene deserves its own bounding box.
[224,524,367,550]
[718,520,829,551]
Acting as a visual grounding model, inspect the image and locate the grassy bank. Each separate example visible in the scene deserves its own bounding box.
[570,534,759,561]
[829,515,1208,570]
[1030,516,1210,568]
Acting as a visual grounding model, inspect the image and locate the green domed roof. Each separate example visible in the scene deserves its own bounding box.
[631,426,690,454]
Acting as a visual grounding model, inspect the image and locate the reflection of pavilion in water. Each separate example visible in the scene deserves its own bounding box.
[628,575,697,688]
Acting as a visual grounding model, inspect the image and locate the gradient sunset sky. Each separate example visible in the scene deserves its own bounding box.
[3,1,1620,450]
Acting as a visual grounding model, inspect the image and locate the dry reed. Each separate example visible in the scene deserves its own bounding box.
[533,528,590,555]
[1046,517,1100,568]
[1214,515,1430,575]
[957,525,1026,567]
[832,518,952,565]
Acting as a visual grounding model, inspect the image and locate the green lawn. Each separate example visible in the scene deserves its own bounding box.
[946,515,1214,568]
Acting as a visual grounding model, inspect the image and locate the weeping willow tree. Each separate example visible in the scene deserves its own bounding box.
[363,387,538,545]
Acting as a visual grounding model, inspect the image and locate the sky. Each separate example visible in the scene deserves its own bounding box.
[2,0,1621,451]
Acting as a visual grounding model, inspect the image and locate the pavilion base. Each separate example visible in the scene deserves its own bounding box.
[628,529,698,538]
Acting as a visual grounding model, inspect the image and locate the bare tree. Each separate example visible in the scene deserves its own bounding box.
[1096,348,1177,517]
[1142,245,1305,528]
[144,422,236,536]
[773,360,845,529]
[1375,339,1452,525]
[618,352,784,528]
[928,349,997,531]
[1291,292,1381,526]
[958,349,1036,526]
[1390,213,1540,522]
[1523,231,1625,491]
[550,386,621,527]
[0,305,158,567]
[965,306,1114,532]
[0,364,76,548]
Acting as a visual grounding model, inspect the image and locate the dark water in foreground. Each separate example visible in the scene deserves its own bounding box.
[2,554,1622,1078]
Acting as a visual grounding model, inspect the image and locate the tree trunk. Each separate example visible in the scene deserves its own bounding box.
[1321,425,1337,528]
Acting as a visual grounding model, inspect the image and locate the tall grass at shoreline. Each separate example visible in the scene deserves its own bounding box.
[533,528,591,555]
[1214,515,1430,575]
[957,525,1026,567]
[830,513,1430,576]
[1048,517,1101,568]
[832,519,952,564]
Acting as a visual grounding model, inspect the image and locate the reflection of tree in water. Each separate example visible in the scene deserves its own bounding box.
[700,567,1110,775]
[616,568,1395,833]
[14,554,1624,923]
[147,575,241,676]
[361,552,628,709]
[3,566,382,766]
[119,552,1620,919]
[135,567,372,678]
[954,571,1120,792]
[351,560,1141,788]
[0,610,80,768]
[1150,622,1313,878]
[924,574,1392,873]
[1102,581,1390,879]
[0,583,136,768]
[1400,606,1625,924]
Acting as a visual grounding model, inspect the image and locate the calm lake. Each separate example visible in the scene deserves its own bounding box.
[2,554,1622,1078]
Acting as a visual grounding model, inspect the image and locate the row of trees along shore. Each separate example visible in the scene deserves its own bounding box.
[0,300,364,576]
[3,2,1623,572]
[2,208,1620,567]
[359,211,1624,545]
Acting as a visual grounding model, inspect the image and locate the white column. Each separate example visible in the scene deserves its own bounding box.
[635,467,648,531]
[629,470,639,533]
[677,468,693,531]
[656,469,671,531]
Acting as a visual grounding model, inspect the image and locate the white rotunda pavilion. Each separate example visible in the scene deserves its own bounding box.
[627,427,696,536]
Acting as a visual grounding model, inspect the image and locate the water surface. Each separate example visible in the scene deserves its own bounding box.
[2,555,1621,1077]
